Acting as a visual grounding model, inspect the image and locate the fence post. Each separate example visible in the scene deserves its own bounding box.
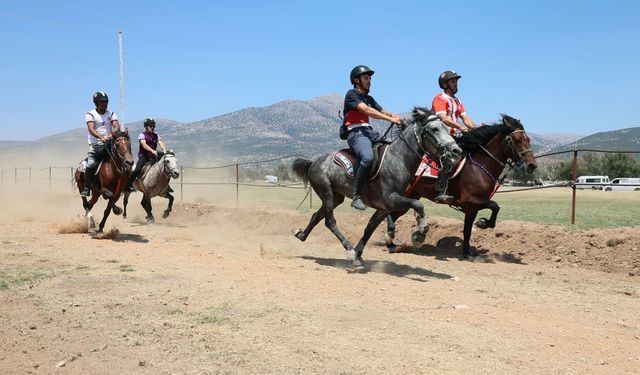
[49,167,52,188]
[1,168,3,184]
[71,167,73,181]
[180,166,184,203]
[236,163,239,208]
[14,167,17,184]
[571,149,578,225]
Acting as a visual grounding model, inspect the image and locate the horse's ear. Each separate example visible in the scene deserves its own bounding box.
[124,127,129,135]
[501,114,513,127]
[414,107,426,117]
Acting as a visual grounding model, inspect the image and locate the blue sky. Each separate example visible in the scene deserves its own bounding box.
[1,0,638,140]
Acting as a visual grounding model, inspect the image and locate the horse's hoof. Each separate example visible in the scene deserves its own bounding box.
[411,231,426,247]
[162,210,170,219]
[475,218,489,229]
[345,249,356,261]
[386,244,399,253]
[384,232,395,243]
[292,229,306,242]
[112,206,123,215]
[349,257,366,273]
[463,250,479,260]
[146,217,154,225]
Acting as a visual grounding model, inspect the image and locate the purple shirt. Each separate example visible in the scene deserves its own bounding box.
[138,131,162,159]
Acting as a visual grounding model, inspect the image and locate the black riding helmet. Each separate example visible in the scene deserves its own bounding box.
[93,91,109,105]
[143,117,156,127]
[350,65,375,84]
[438,70,461,89]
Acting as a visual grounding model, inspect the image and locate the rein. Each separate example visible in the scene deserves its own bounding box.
[470,128,532,181]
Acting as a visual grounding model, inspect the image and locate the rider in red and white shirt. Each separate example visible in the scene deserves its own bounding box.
[431,71,477,203]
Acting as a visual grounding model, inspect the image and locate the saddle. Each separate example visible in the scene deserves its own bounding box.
[415,155,466,179]
[77,159,103,176]
[333,143,389,179]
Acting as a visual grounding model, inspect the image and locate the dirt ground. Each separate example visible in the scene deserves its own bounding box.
[1,185,639,374]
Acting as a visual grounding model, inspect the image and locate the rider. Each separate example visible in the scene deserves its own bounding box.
[343,65,403,210]
[431,70,477,203]
[80,91,120,197]
[125,117,172,193]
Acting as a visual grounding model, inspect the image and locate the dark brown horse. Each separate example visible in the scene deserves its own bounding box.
[384,115,537,258]
[74,131,134,233]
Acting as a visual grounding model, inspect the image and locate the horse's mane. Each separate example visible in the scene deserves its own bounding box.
[409,107,436,123]
[457,114,523,150]
[114,131,130,139]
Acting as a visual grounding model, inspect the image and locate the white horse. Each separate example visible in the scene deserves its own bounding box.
[123,151,180,224]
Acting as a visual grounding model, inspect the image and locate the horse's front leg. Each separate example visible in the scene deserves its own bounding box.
[97,200,114,233]
[83,195,99,230]
[122,192,130,220]
[384,210,408,253]
[352,209,389,270]
[476,200,500,229]
[463,210,479,258]
[162,192,174,219]
[141,195,154,224]
[385,192,429,247]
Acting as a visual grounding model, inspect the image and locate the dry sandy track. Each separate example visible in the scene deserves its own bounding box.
[1,186,639,374]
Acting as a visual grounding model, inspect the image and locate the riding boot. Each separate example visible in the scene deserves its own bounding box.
[125,175,137,192]
[434,169,453,204]
[81,167,94,197]
[351,164,372,210]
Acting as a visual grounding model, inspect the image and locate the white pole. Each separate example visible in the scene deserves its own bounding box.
[117,29,125,125]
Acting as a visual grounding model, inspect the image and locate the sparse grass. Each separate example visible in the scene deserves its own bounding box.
[179,184,639,229]
[105,259,119,263]
[119,265,134,272]
[0,268,54,291]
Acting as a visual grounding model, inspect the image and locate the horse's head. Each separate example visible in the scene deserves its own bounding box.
[112,129,134,172]
[161,150,180,179]
[411,107,463,165]
[501,115,537,174]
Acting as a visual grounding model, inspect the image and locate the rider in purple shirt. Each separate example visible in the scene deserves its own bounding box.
[125,118,173,192]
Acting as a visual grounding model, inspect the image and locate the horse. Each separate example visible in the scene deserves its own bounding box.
[74,131,134,233]
[384,114,538,258]
[122,151,180,224]
[291,107,463,270]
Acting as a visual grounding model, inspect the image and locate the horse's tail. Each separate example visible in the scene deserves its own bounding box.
[292,158,312,187]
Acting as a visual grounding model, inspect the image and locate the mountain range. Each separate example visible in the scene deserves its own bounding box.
[1,94,638,167]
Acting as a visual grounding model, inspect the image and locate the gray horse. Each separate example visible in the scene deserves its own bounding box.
[292,107,463,270]
[123,151,180,224]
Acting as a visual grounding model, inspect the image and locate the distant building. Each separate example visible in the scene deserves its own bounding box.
[265,175,278,184]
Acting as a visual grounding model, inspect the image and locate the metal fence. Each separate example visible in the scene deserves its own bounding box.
[2,148,640,225]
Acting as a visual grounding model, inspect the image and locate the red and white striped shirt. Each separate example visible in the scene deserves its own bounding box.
[432,92,466,138]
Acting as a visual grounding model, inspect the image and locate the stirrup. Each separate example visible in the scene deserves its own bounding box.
[351,196,367,210]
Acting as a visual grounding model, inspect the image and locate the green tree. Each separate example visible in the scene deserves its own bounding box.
[600,153,640,178]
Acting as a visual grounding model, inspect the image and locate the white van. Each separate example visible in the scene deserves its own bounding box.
[575,175,610,190]
[604,177,640,192]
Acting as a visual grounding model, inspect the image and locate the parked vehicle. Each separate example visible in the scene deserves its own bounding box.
[604,177,640,192]
[575,175,610,190]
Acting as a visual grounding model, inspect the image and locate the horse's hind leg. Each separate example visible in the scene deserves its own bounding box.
[123,192,130,220]
[293,193,343,241]
[162,193,174,219]
[321,195,356,260]
[83,195,99,230]
[141,196,154,224]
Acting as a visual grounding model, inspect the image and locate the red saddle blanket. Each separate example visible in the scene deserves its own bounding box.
[415,155,466,179]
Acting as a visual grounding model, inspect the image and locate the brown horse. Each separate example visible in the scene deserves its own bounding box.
[384,115,537,258]
[74,131,134,233]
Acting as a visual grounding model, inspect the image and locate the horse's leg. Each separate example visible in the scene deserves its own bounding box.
[385,193,429,247]
[476,200,500,229]
[83,194,99,229]
[463,210,479,258]
[162,192,174,219]
[97,200,114,233]
[352,209,389,269]
[292,194,343,241]
[384,210,409,253]
[122,192,130,220]
[142,196,154,224]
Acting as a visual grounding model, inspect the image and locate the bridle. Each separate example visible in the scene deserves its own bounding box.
[400,115,457,161]
[105,134,131,174]
[475,128,533,175]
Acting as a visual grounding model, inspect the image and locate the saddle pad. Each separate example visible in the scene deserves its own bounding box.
[333,145,389,180]
[415,155,466,179]
[77,159,102,176]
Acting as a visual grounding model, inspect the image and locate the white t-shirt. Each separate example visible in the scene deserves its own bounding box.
[85,109,118,144]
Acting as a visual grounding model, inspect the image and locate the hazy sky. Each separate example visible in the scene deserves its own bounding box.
[1,0,638,140]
